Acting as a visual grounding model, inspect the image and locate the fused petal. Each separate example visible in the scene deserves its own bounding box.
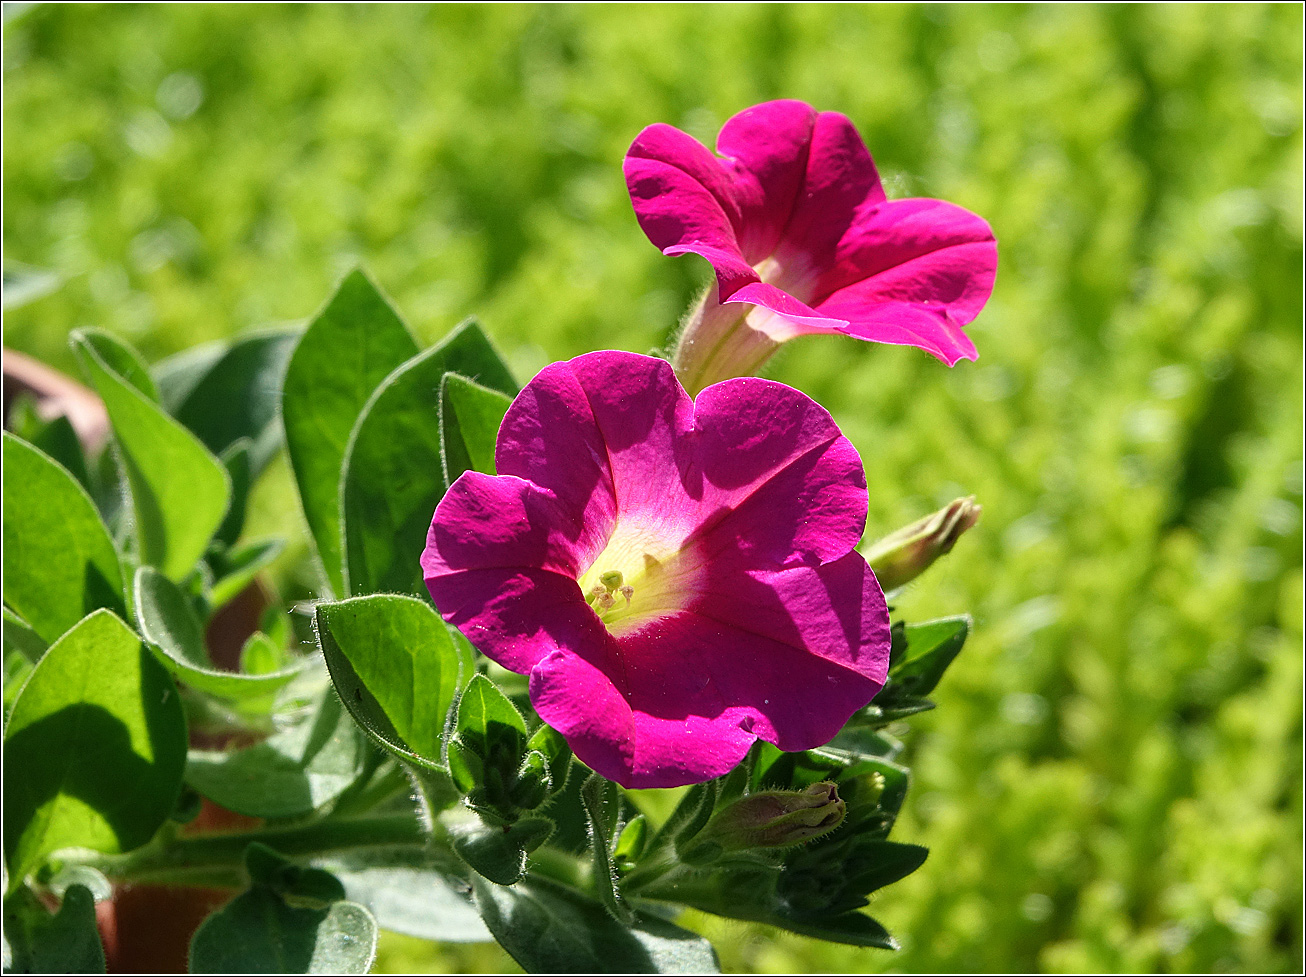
[623,99,997,386]
[424,352,891,788]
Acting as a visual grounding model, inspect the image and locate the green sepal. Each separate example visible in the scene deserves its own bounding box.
[450,816,554,886]
[885,615,970,698]
[581,773,631,923]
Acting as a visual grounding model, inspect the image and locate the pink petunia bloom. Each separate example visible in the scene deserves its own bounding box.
[624,99,998,394]
[423,351,890,789]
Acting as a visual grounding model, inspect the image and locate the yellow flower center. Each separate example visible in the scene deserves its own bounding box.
[576,522,705,638]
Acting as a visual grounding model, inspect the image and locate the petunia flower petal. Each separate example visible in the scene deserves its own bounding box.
[624,124,758,298]
[767,110,886,288]
[428,566,603,675]
[692,376,868,567]
[623,100,997,384]
[815,197,998,305]
[424,352,891,788]
[713,99,818,263]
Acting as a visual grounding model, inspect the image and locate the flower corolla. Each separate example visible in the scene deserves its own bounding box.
[423,351,890,788]
[624,99,998,392]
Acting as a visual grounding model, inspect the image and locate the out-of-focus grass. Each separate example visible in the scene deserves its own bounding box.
[4,4,1301,973]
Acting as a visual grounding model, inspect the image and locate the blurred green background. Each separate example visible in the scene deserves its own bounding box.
[3,3,1302,973]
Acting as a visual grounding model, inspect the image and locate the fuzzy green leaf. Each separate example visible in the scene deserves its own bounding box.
[134,566,303,701]
[472,876,720,973]
[184,685,371,819]
[189,887,376,974]
[72,331,230,581]
[439,371,513,484]
[2,610,186,880]
[314,851,490,943]
[281,270,419,597]
[76,327,157,402]
[316,595,474,766]
[340,319,516,596]
[1,884,106,973]
[2,434,126,644]
[161,328,299,476]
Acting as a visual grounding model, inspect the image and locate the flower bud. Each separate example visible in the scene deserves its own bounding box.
[864,496,981,591]
[696,782,846,852]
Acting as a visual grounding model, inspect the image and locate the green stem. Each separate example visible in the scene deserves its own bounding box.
[525,844,590,891]
[73,814,429,887]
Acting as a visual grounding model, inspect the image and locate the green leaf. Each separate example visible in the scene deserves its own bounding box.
[1,884,106,973]
[214,439,253,546]
[2,434,126,645]
[844,840,929,895]
[581,773,632,923]
[241,632,288,676]
[6,401,91,492]
[185,683,370,818]
[162,328,299,476]
[134,566,303,701]
[75,327,157,402]
[2,608,47,662]
[282,269,419,597]
[340,319,517,596]
[153,340,226,412]
[4,651,36,724]
[207,537,286,611]
[72,331,230,581]
[245,843,347,904]
[439,371,513,484]
[316,595,474,766]
[450,817,553,886]
[189,888,377,974]
[887,616,970,697]
[314,851,490,943]
[473,875,720,974]
[448,674,528,804]
[766,911,897,950]
[2,610,186,881]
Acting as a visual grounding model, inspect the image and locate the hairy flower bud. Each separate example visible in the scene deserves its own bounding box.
[695,782,847,853]
[864,496,981,591]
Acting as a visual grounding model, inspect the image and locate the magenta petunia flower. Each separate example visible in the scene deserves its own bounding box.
[422,351,890,789]
[624,100,998,393]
